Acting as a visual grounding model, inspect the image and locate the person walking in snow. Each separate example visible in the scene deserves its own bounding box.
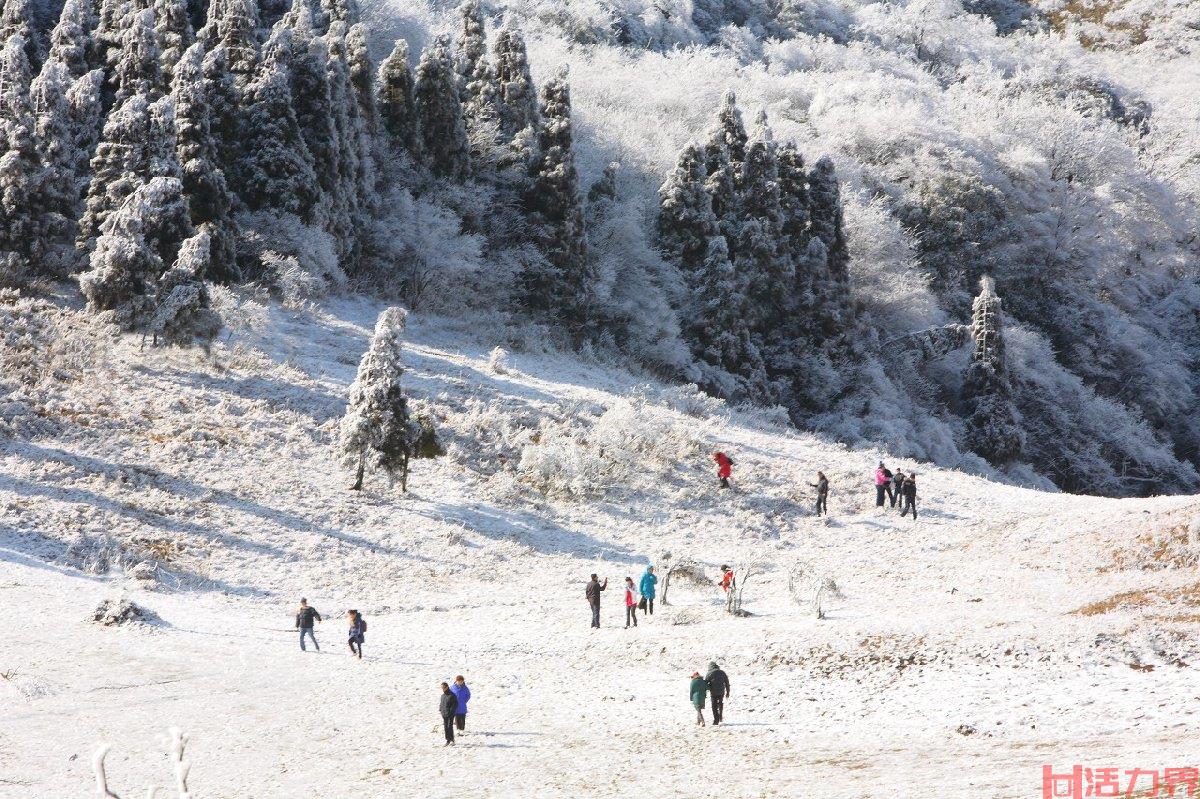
[296,598,321,652]
[810,471,829,516]
[689,671,709,726]
[714,451,733,489]
[347,609,366,659]
[586,574,608,629]
[874,462,893,508]
[623,577,639,628]
[718,565,735,594]
[900,474,918,519]
[705,662,730,725]
[639,566,658,616]
[439,682,458,746]
[891,469,905,509]
[450,675,471,733]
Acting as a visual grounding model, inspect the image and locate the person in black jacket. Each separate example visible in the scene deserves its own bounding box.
[891,470,905,510]
[295,598,321,652]
[809,472,829,517]
[900,474,918,519]
[347,610,366,659]
[439,682,458,746]
[705,662,731,725]
[586,574,607,629]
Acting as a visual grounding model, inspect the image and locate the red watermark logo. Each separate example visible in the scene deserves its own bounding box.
[1043,766,1199,798]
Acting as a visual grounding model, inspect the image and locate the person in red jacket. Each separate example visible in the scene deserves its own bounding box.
[719,565,735,593]
[714,451,733,489]
[623,577,639,628]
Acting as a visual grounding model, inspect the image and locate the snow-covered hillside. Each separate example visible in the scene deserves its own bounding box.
[2,293,1197,797]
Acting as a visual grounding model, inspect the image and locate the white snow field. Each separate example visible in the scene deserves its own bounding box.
[1,294,1198,798]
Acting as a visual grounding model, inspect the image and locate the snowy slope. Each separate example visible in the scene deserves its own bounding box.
[1,294,1198,798]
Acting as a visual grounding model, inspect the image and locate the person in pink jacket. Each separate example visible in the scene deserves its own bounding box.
[623,577,639,628]
[874,462,894,507]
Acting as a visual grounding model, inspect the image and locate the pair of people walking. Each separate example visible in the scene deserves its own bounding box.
[689,662,731,726]
[294,599,366,658]
[438,676,472,746]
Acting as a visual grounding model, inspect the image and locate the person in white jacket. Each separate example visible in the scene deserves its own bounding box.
[623,577,640,629]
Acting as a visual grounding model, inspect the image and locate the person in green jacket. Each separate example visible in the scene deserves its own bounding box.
[689,671,709,727]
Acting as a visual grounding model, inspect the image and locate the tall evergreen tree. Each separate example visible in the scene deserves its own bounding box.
[345,22,375,131]
[414,35,469,180]
[113,8,164,104]
[44,0,97,79]
[198,0,257,90]
[28,59,80,272]
[455,0,499,126]
[962,276,1023,463]
[154,0,193,82]
[78,93,180,250]
[808,155,849,283]
[171,41,238,280]
[239,26,317,216]
[65,68,103,197]
[523,67,591,322]
[777,141,810,278]
[376,38,419,158]
[709,90,748,170]
[492,25,535,139]
[0,35,52,286]
[738,110,791,324]
[0,0,41,72]
[0,27,31,142]
[318,0,358,31]
[284,6,337,215]
[703,135,738,246]
[325,22,369,265]
[657,141,717,275]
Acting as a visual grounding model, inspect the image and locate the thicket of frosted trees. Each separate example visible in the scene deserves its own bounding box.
[3,0,1199,497]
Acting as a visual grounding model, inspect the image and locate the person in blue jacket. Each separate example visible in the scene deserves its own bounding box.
[347,609,366,659]
[450,675,471,732]
[639,566,658,616]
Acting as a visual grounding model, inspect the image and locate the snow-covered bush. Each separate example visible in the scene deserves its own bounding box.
[487,346,510,374]
[517,397,704,498]
[239,211,346,303]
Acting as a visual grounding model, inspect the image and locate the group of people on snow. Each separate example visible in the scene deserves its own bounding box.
[588,567,659,629]
[712,449,920,519]
[439,676,472,746]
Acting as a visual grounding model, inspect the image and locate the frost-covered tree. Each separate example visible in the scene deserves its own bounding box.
[149,224,221,345]
[376,38,419,158]
[808,155,849,284]
[113,8,164,104]
[318,0,358,31]
[777,141,810,282]
[738,110,791,323]
[153,0,193,82]
[657,141,717,274]
[0,0,41,72]
[414,35,469,180]
[79,94,180,250]
[455,0,499,126]
[523,67,591,323]
[345,22,375,131]
[198,0,258,91]
[686,235,768,400]
[962,276,1023,463]
[709,90,748,170]
[493,25,535,139]
[339,306,420,491]
[79,178,187,329]
[0,27,31,141]
[28,59,83,273]
[324,22,371,266]
[201,44,242,179]
[44,0,97,79]
[172,41,238,281]
[0,37,53,286]
[239,28,318,217]
[65,68,103,193]
[703,134,739,246]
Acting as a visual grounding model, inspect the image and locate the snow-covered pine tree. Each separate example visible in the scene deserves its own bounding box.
[0,0,41,72]
[339,306,419,491]
[492,25,535,139]
[201,43,243,190]
[686,234,769,400]
[28,59,81,274]
[777,141,810,289]
[710,90,748,171]
[239,26,318,217]
[345,23,376,132]
[807,155,849,284]
[78,93,181,251]
[318,0,359,32]
[738,109,791,319]
[414,35,469,180]
[198,0,257,91]
[153,0,193,82]
[523,67,591,324]
[44,0,97,79]
[79,177,189,329]
[703,133,739,247]
[285,7,338,213]
[962,276,1023,464]
[65,68,103,196]
[113,8,164,104]
[657,141,718,274]
[324,22,370,267]
[0,35,53,286]
[455,0,499,126]
[171,41,238,281]
[149,224,221,345]
[376,38,419,159]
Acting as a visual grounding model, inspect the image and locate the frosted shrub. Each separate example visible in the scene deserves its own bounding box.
[518,398,703,498]
[239,211,345,300]
[487,346,510,374]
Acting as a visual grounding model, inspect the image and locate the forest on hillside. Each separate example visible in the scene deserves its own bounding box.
[2,0,1198,496]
